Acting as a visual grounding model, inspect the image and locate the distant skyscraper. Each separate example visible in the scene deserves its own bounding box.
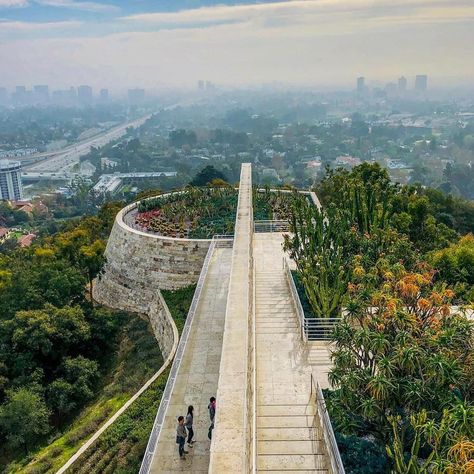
[99,89,109,101]
[128,88,145,105]
[78,85,93,104]
[198,80,205,90]
[13,86,27,105]
[398,76,407,92]
[34,85,49,103]
[415,75,428,92]
[357,77,365,94]
[205,80,215,90]
[0,160,23,201]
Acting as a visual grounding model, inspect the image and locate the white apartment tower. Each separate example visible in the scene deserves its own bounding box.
[0,160,24,201]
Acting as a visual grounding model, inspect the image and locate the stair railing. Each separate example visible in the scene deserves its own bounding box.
[310,374,345,474]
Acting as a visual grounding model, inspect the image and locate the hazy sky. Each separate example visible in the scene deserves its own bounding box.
[0,0,473,90]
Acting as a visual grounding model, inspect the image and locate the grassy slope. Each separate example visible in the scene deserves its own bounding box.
[63,285,196,474]
[6,313,162,474]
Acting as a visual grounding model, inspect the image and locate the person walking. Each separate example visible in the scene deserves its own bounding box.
[176,416,188,460]
[208,396,216,440]
[185,405,195,447]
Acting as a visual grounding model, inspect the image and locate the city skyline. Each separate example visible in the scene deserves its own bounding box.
[0,0,473,89]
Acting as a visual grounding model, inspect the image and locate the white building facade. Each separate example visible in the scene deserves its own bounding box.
[0,160,24,201]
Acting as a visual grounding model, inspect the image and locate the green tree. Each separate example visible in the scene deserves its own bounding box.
[189,165,228,187]
[5,305,90,365]
[429,234,474,302]
[79,239,106,301]
[328,265,473,446]
[0,388,50,453]
[48,356,99,422]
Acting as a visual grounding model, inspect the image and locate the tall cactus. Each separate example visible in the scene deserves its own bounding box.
[284,194,350,320]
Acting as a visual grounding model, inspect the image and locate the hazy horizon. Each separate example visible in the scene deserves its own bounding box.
[1,0,473,90]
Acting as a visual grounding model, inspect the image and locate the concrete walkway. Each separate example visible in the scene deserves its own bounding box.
[254,233,331,473]
[149,247,232,473]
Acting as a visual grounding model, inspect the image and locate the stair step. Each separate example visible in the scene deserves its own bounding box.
[257,470,328,473]
[258,427,323,441]
[258,415,316,428]
[258,405,317,416]
[258,440,325,455]
[258,454,328,471]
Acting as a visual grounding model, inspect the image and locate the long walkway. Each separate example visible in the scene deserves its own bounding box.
[149,247,232,473]
[254,233,331,473]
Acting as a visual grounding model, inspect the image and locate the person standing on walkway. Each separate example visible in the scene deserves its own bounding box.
[208,397,216,423]
[185,405,195,447]
[208,396,216,440]
[176,416,188,460]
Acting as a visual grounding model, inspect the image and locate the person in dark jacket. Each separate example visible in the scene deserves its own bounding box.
[208,397,216,423]
[176,416,188,459]
[208,397,216,440]
[185,405,195,447]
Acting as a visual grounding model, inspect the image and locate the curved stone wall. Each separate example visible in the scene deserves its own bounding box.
[95,198,212,306]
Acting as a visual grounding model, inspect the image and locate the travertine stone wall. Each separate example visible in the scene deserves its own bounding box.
[97,201,211,293]
[93,197,211,356]
[93,269,176,358]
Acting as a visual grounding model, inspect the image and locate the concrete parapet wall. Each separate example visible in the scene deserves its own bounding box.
[209,163,254,473]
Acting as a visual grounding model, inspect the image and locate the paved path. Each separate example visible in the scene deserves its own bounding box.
[254,233,331,473]
[149,247,232,473]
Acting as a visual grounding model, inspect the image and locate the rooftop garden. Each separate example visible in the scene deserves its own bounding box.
[133,186,297,238]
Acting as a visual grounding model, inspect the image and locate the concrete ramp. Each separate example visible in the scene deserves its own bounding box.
[146,246,232,473]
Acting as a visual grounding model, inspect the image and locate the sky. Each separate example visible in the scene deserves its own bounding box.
[0,0,473,91]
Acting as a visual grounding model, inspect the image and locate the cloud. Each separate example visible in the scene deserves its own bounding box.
[0,0,28,7]
[121,0,474,28]
[0,19,82,29]
[0,0,473,89]
[35,0,119,13]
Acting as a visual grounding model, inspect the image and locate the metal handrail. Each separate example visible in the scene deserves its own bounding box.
[311,374,345,474]
[283,258,341,341]
[139,239,217,474]
[213,234,234,248]
[254,219,290,233]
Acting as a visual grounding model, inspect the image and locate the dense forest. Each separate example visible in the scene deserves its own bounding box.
[0,202,155,471]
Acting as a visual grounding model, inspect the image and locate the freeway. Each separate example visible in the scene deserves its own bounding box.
[24,114,152,173]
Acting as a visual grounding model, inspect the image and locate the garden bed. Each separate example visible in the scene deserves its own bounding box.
[132,187,296,238]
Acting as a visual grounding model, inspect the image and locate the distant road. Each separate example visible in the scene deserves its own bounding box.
[24,114,152,173]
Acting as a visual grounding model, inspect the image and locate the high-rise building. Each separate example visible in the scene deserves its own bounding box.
[51,87,76,105]
[0,160,23,201]
[357,76,365,94]
[99,89,109,101]
[198,80,205,90]
[34,85,49,103]
[415,75,428,92]
[78,85,93,104]
[128,88,145,105]
[398,76,407,92]
[13,86,27,105]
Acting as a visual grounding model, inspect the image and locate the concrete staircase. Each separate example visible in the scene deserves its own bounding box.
[254,239,330,473]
